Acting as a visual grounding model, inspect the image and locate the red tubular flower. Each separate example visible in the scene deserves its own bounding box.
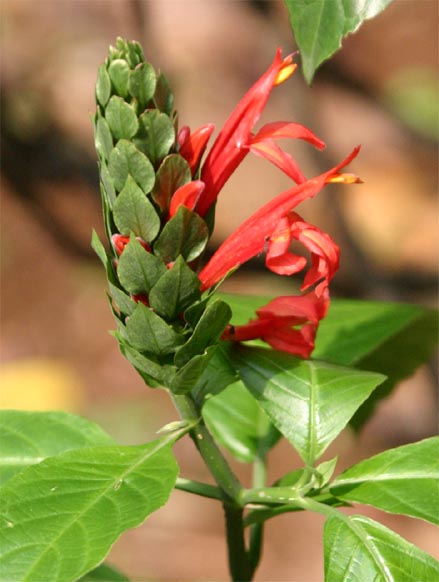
[198,146,361,292]
[169,180,205,218]
[178,124,215,175]
[197,50,300,216]
[266,211,340,296]
[221,291,329,358]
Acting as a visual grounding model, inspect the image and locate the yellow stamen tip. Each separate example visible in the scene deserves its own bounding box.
[274,63,297,86]
[326,173,363,185]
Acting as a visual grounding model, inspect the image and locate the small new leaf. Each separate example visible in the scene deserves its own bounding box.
[105,96,139,140]
[117,237,166,295]
[154,205,208,264]
[134,110,175,166]
[126,303,184,355]
[113,175,160,243]
[129,62,157,110]
[108,139,155,194]
[108,58,130,98]
[149,256,201,320]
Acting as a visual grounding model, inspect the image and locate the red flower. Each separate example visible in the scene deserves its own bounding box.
[221,291,329,358]
[198,146,361,292]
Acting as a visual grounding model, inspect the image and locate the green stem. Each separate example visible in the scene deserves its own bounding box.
[175,477,223,501]
[171,393,242,501]
[248,451,267,577]
[223,503,252,582]
[240,485,303,506]
[172,393,252,580]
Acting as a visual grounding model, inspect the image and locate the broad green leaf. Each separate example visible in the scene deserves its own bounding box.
[0,435,179,582]
[314,299,438,428]
[314,300,435,366]
[151,154,191,211]
[79,562,128,581]
[126,303,184,355]
[330,437,439,525]
[285,0,393,83]
[94,115,114,162]
[117,237,166,295]
[220,295,438,429]
[113,175,160,243]
[105,96,139,140]
[96,64,111,107]
[230,346,385,464]
[134,110,175,166]
[149,256,201,320]
[154,205,208,264]
[128,62,156,110]
[108,58,130,98]
[108,140,155,194]
[203,381,280,463]
[175,300,231,367]
[0,411,114,485]
[324,514,439,582]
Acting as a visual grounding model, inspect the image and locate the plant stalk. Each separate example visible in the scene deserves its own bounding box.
[223,502,252,582]
[171,393,242,502]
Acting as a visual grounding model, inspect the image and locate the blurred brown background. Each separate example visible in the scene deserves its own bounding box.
[1,1,438,580]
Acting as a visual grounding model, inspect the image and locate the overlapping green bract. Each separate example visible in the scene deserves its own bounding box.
[93,38,230,391]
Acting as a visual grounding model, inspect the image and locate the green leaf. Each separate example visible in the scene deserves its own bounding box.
[0,436,179,582]
[324,513,439,582]
[113,175,160,243]
[175,300,231,367]
[230,346,385,464]
[314,299,438,428]
[149,256,201,320]
[154,205,208,264]
[96,64,112,108]
[108,139,155,194]
[217,293,270,325]
[134,110,175,166]
[108,58,130,98]
[203,381,280,463]
[128,62,156,110]
[79,562,128,581]
[0,411,115,485]
[220,296,438,428]
[170,346,217,394]
[105,96,139,140]
[285,0,393,83]
[108,283,136,316]
[151,154,191,211]
[94,115,114,162]
[118,340,175,387]
[191,342,239,402]
[330,437,439,525]
[315,456,338,488]
[99,161,117,209]
[91,229,109,268]
[154,72,174,115]
[117,237,166,295]
[126,303,184,355]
